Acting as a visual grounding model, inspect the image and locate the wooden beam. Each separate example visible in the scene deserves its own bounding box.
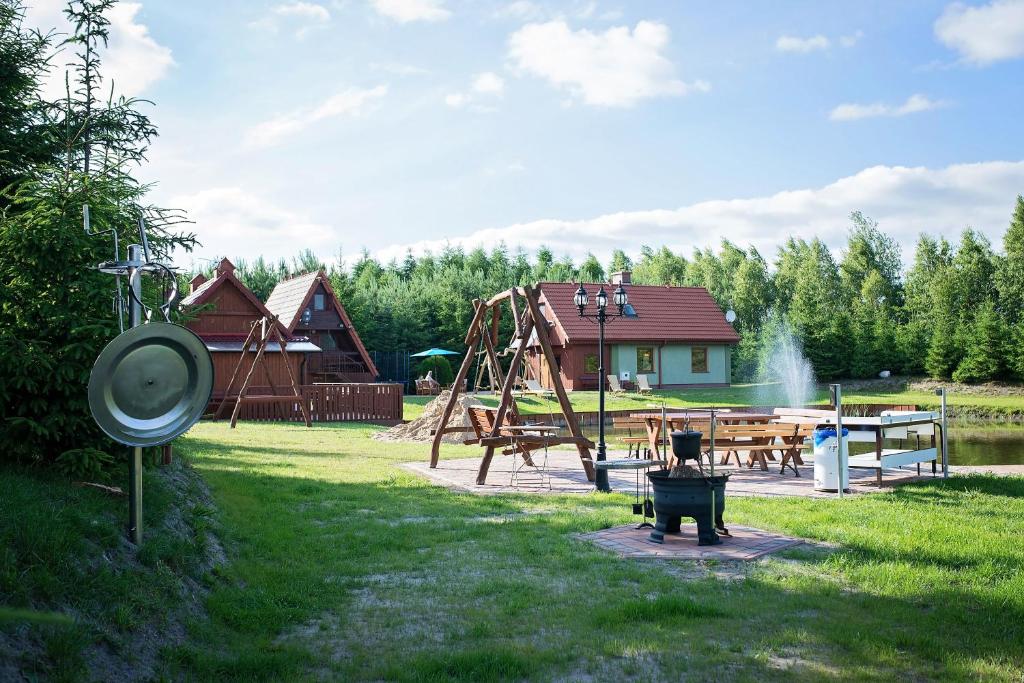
[476,316,535,484]
[431,299,490,468]
[229,324,272,428]
[509,288,522,338]
[213,320,259,421]
[522,284,596,482]
[485,288,515,307]
[273,322,311,427]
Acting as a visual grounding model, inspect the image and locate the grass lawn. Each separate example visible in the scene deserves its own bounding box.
[405,383,1024,420]
[159,421,1024,680]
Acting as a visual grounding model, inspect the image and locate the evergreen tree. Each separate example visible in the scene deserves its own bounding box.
[608,248,632,274]
[952,301,1005,382]
[578,252,604,282]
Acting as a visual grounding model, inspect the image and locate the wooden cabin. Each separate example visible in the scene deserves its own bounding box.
[181,258,320,410]
[265,270,378,384]
[526,272,740,391]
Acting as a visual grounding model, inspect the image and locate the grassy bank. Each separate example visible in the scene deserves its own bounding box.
[0,459,220,681]
[405,383,1024,421]
[168,422,1024,680]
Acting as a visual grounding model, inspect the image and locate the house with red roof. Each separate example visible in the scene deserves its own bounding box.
[265,270,378,383]
[527,272,740,391]
[181,258,321,408]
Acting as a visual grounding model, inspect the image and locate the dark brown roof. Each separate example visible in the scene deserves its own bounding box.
[536,281,740,344]
[265,270,378,377]
[181,258,292,339]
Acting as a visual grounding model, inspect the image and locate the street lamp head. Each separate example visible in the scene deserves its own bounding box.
[595,287,608,311]
[612,283,627,314]
[574,284,588,316]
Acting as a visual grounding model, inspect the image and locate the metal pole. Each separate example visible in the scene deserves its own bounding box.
[832,383,844,499]
[938,387,949,478]
[595,307,610,492]
[127,244,144,545]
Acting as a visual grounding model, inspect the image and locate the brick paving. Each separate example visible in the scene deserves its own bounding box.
[400,449,932,498]
[577,523,806,560]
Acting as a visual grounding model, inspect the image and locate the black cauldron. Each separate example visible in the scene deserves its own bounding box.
[645,470,729,545]
[670,429,703,464]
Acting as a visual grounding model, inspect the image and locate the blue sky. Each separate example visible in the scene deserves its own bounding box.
[26,0,1024,268]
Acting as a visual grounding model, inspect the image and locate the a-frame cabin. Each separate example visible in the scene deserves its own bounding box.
[182,258,320,413]
[265,270,378,384]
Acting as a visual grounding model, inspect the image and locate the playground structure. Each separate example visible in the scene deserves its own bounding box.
[430,284,596,485]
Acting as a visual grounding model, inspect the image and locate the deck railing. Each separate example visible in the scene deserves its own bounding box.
[211,383,404,423]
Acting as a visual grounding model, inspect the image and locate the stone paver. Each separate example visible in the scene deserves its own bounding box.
[577,523,805,560]
[400,450,932,498]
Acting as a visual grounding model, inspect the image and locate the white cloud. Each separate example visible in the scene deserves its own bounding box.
[507,20,707,107]
[26,1,174,99]
[170,187,338,266]
[370,0,450,23]
[840,30,864,47]
[829,94,948,121]
[445,72,504,109]
[249,2,331,38]
[935,0,1024,65]
[372,160,1024,268]
[245,85,388,148]
[775,34,830,53]
[494,0,545,20]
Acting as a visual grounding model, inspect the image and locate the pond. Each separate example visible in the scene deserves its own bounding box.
[947,424,1024,466]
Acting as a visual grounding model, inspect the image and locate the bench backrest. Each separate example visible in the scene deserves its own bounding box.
[607,375,623,391]
[636,374,653,390]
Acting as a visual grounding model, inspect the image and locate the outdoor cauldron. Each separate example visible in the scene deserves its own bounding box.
[645,470,729,545]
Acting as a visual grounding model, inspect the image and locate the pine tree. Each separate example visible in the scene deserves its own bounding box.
[995,195,1024,322]
[953,301,1005,382]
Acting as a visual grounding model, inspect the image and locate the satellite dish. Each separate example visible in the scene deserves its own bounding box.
[725,310,737,324]
[88,323,213,447]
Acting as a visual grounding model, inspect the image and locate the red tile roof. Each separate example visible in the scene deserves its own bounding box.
[536,282,740,344]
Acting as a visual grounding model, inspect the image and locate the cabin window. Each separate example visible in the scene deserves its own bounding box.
[691,347,709,374]
[636,347,655,374]
[623,303,638,318]
[319,333,337,350]
[313,293,325,311]
[584,353,599,373]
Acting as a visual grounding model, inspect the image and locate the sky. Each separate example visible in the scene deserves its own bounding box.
[23,0,1024,271]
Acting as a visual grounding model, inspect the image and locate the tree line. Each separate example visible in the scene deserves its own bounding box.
[209,200,1024,385]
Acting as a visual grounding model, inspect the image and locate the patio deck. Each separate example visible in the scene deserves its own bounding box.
[400,449,937,498]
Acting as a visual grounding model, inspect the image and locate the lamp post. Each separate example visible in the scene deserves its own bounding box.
[574,282,628,493]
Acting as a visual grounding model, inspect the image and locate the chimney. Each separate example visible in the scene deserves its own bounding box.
[190,273,207,293]
[610,270,632,285]
[217,258,236,276]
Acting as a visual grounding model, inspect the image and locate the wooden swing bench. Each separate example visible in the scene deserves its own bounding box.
[430,284,597,485]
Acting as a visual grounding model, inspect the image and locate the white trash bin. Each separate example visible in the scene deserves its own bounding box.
[813,427,850,492]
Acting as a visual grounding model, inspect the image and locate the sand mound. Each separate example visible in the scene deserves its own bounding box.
[374,390,477,443]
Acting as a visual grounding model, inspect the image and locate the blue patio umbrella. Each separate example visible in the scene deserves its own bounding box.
[410,348,461,358]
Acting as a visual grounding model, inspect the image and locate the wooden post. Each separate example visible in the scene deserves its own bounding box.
[476,316,535,484]
[213,320,260,421]
[522,285,595,482]
[430,300,490,468]
[273,324,311,427]
[229,327,272,427]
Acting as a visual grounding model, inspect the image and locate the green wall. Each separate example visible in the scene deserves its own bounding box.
[610,343,730,385]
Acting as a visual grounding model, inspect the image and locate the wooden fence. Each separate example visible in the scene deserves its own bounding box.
[213,383,404,423]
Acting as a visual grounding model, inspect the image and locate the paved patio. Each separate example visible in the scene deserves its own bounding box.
[577,523,806,560]
[400,449,935,498]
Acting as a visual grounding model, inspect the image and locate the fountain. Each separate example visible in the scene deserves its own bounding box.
[756,312,816,408]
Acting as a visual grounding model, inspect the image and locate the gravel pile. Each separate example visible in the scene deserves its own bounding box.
[374,390,477,443]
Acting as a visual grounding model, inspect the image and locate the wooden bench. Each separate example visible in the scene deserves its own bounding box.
[611,417,651,458]
[707,423,811,472]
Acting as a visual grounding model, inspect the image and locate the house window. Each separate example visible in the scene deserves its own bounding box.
[636,347,655,374]
[313,293,325,311]
[319,333,337,350]
[691,347,709,374]
[584,354,599,373]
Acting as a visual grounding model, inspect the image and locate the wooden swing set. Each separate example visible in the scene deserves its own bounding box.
[430,284,596,484]
[213,315,311,428]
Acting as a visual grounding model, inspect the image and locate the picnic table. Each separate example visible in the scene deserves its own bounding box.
[630,411,776,461]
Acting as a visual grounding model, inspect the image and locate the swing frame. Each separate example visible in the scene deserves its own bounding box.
[430,284,596,484]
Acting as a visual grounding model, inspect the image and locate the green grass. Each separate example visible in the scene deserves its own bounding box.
[0,459,214,681]
[165,421,1024,681]
[406,383,1024,419]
